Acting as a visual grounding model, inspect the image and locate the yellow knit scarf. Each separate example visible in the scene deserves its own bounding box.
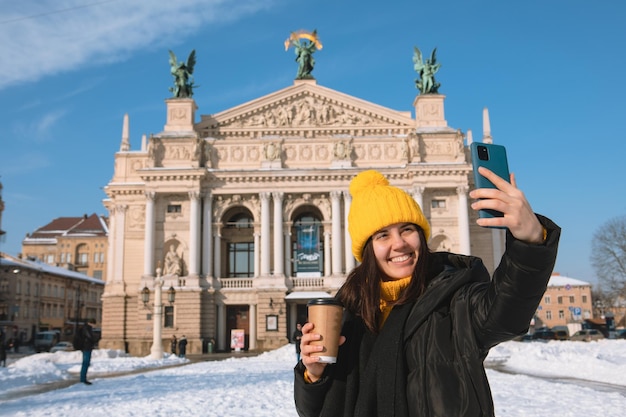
[379,276,411,328]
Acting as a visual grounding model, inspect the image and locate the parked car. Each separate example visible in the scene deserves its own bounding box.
[34,330,61,352]
[553,330,569,341]
[50,341,74,353]
[512,333,534,342]
[570,329,605,342]
[532,329,557,341]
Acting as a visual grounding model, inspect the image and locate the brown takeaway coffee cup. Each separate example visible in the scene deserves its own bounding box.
[307,298,344,363]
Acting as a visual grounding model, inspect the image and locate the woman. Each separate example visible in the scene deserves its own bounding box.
[294,168,560,417]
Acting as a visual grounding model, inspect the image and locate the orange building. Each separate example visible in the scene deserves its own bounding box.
[535,273,593,330]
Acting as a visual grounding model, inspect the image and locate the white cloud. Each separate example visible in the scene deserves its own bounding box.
[0,0,273,90]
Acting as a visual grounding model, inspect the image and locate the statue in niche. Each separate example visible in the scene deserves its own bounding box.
[413,46,441,94]
[284,30,323,79]
[164,244,182,276]
[168,50,197,98]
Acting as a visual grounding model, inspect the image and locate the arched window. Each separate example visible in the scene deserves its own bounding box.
[224,212,254,278]
[292,214,324,277]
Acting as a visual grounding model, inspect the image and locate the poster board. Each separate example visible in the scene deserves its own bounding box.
[230,329,245,351]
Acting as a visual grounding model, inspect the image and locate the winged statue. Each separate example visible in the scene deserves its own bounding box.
[284,29,323,79]
[413,46,441,94]
[169,49,197,98]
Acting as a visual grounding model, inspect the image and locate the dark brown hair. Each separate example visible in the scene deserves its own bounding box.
[336,225,431,333]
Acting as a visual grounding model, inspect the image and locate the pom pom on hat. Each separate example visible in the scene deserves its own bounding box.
[348,170,430,262]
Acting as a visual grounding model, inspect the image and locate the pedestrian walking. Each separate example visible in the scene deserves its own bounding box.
[178,335,187,358]
[292,323,303,362]
[171,335,177,356]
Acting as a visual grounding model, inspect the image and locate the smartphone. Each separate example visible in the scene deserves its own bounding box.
[470,142,510,220]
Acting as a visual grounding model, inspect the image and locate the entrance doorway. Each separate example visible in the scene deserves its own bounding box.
[226,305,250,350]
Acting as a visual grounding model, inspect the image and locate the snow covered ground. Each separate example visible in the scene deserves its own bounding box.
[1,339,625,416]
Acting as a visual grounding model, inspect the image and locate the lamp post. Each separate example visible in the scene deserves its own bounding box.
[150,266,164,359]
[74,284,82,337]
[141,266,175,359]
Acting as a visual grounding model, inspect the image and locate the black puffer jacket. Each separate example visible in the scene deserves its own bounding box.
[295,216,560,417]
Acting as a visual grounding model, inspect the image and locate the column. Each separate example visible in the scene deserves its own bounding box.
[343,191,355,271]
[213,232,221,278]
[284,231,292,278]
[289,303,298,330]
[324,231,331,277]
[330,191,342,275]
[249,304,257,350]
[106,206,116,283]
[143,192,156,276]
[491,230,506,267]
[202,193,213,277]
[412,186,425,210]
[114,205,127,282]
[457,186,471,255]
[188,191,200,276]
[254,232,260,277]
[272,192,284,276]
[260,192,271,276]
[217,304,226,351]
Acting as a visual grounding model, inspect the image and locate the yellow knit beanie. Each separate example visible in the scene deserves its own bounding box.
[348,170,430,262]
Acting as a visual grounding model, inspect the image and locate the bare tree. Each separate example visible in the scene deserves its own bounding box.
[590,215,626,300]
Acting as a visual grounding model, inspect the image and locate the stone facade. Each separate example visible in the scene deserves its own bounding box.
[101,79,502,355]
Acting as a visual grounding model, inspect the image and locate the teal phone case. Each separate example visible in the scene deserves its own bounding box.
[470,142,510,220]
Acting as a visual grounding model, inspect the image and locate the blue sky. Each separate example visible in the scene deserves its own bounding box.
[1,0,625,285]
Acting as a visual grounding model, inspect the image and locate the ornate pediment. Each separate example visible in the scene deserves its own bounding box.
[196,80,415,138]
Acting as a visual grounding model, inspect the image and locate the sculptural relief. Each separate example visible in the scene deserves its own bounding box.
[220,96,383,131]
[263,141,281,161]
[128,205,145,230]
[332,140,352,160]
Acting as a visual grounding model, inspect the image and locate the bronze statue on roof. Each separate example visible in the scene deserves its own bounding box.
[413,46,441,94]
[285,30,323,80]
[169,50,197,98]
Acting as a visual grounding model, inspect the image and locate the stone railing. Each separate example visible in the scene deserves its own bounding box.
[291,276,325,289]
[218,278,254,289]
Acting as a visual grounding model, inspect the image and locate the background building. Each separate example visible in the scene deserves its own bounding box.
[101,78,508,356]
[535,273,593,331]
[0,252,104,346]
[21,214,109,280]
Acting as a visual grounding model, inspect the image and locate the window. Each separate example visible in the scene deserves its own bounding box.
[167,204,181,213]
[93,270,103,280]
[79,253,88,265]
[224,212,255,278]
[558,310,565,319]
[164,306,174,328]
[557,296,563,304]
[228,242,254,277]
[46,254,54,264]
[431,199,446,209]
[582,295,588,303]
[226,215,253,229]
[546,311,552,320]
[569,296,575,303]
[293,214,324,277]
[544,296,551,304]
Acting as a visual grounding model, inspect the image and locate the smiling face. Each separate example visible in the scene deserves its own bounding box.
[371,222,420,281]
